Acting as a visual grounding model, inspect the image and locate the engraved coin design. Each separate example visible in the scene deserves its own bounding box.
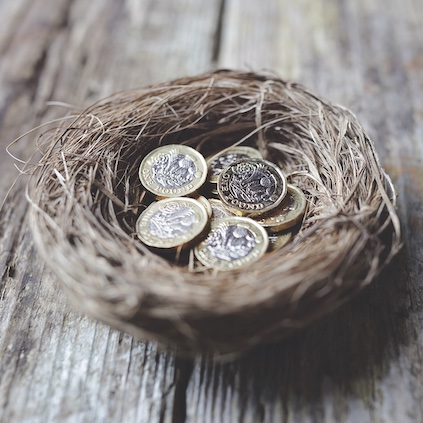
[148,205,196,238]
[217,158,287,216]
[207,147,263,184]
[209,199,236,220]
[268,231,293,251]
[194,217,269,271]
[152,153,195,188]
[139,145,207,197]
[257,184,306,232]
[136,198,208,248]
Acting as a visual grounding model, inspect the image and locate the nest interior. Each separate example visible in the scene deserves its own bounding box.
[28,70,401,357]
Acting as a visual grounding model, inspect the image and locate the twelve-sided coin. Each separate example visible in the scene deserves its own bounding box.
[217,158,287,217]
[194,217,269,271]
[136,197,209,249]
[139,145,207,197]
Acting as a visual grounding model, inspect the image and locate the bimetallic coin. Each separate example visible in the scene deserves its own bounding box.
[257,185,306,232]
[268,231,293,252]
[207,146,263,184]
[136,197,208,248]
[217,158,287,217]
[209,199,236,220]
[196,196,213,218]
[139,145,207,197]
[194,217,269,271]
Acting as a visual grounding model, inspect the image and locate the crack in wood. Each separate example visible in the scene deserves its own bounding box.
[212,0,226,64]
[171,358,193,423]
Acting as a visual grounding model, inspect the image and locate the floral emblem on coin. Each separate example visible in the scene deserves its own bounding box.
[152,153,196,189]
[149,205,196,239]
[218,159,287,215]
[230,161,275,202]
[205,224,255,261]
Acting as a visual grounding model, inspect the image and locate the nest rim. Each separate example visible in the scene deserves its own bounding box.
[27,69,401,357]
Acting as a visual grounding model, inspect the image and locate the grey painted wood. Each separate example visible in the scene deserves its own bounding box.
[1,0,422,422]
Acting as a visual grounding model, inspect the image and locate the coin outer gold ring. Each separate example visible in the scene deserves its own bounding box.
[136,197,209,249]
[258,184,306,232]
[194,216,269,271]
[207,146,263,184]
[139,145,207,197]
[217,158,287,217]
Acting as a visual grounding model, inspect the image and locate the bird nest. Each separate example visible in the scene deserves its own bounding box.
[28,70,401,358]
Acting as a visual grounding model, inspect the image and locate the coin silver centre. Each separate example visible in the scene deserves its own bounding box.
[205,224,256,262]
[151,153,196,189]
[227,161,277,204]
[148,205,196,239]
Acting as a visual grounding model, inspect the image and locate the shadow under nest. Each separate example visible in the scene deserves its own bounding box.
[27,70,401,358]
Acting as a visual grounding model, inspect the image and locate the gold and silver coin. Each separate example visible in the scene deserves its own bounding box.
[139,145,207,197]
[208,199,236,220]
[217,158,287,217]
[194,217,269,271]
[257,184,306,232]
[207,146,262,184]
[268,231,293,252]
[136,197,209,248]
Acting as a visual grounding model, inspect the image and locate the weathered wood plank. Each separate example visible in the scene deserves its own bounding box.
[1,0,423,422]
[183,0,422,422]
[0,1,222,422]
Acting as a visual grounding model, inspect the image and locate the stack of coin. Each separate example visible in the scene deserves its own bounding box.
[137,145,210,250]
[137,144,307,271]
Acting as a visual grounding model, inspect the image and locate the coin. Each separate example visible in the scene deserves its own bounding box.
[217,158,287,216]
[268,231,293,251]
[207,146,263,184]
[257,184,306,232]
[139,145,207,197]
[194,217,269,271]
[196,196,213,218]
[136,197,209,248]
[208,199,236,219]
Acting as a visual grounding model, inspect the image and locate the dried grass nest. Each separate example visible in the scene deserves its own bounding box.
[28,70,401,358]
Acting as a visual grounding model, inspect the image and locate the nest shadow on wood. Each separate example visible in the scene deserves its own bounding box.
[28,70,401,358]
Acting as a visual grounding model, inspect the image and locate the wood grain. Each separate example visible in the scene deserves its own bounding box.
[1,0,422,422]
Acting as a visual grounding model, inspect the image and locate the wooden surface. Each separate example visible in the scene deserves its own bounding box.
[1,0,422,422]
